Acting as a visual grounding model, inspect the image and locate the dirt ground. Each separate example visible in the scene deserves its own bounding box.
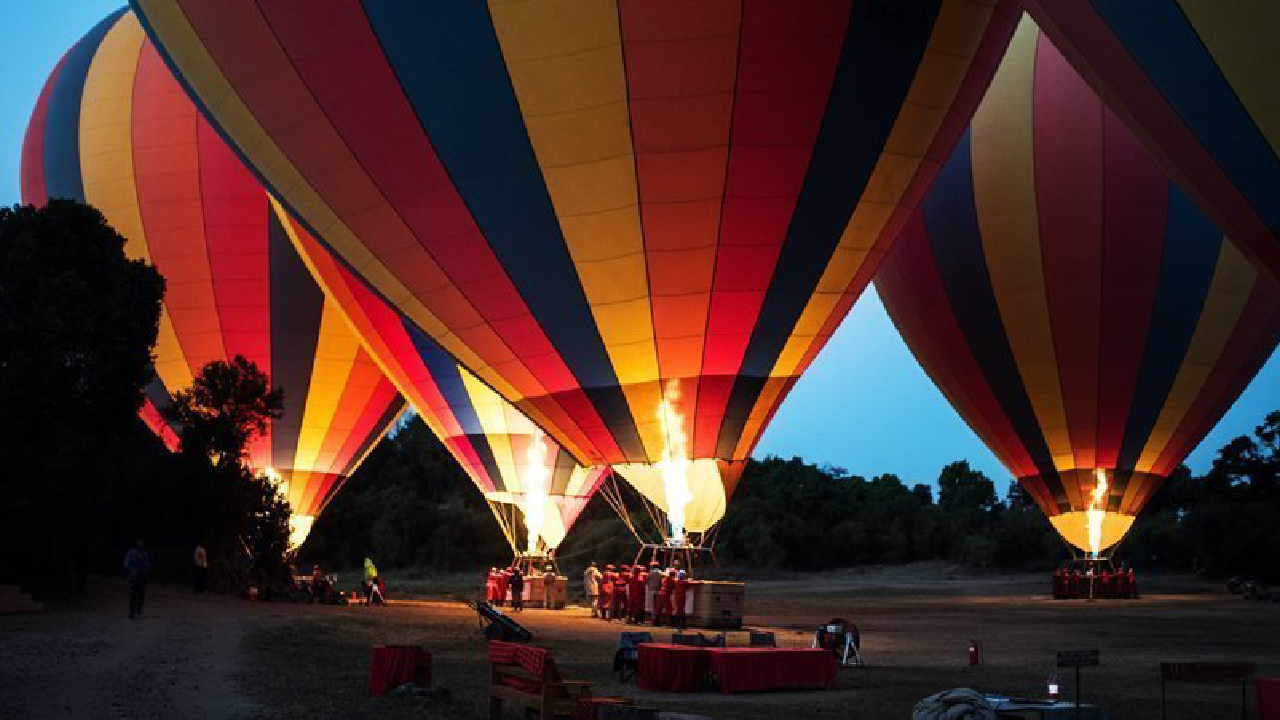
[2,567,1277,719]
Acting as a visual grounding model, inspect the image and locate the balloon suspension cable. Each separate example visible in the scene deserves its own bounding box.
[701,518,723,550]
[485,498,521,555]
[599,472,647,544]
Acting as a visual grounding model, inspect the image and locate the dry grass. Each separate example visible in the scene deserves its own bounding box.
[236,569,1280,719]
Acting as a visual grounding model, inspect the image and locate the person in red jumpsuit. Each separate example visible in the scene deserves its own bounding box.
[484,568,498,604]
[655,567,674,626]
[672,567,689,630]
[628,565,646,624]
[601,565,615,620]
[614,566,631,621]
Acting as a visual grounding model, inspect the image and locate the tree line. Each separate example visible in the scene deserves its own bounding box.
[304,409,1280,584]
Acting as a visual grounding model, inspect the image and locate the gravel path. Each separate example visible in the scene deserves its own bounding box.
[0,581,259,718]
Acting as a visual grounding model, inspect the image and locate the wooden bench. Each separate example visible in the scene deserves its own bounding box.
[1160,662,1256,720]
[488,640,594,718]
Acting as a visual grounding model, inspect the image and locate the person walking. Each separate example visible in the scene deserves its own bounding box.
[192,542,208,593]
[542,565,557,609]
[509,566,525,612]
[123,540,150,620]
[583,562,602,617]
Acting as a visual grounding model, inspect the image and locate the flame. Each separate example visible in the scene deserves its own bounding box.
[657,379,692,543]
[261,467,289,499]
[523,430,550,554]
[288,514,315,551]
[1085,468,1109,556]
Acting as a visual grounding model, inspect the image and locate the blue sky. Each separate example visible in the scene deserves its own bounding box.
[7,1,1278,494]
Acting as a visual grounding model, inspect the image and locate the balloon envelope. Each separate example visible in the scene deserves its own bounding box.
[875,18,1280,553]
[284,215,607,553]
[1022,0,1280,284]
[129,0,1019,533]
[21,10,406,543]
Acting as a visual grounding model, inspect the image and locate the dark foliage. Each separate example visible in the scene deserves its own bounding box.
[163,355,283,467]
[0,201,164,591]
[306,409,1280,586]
[163,356,291,590]
[298,416,511,571]
[0,203,292,595]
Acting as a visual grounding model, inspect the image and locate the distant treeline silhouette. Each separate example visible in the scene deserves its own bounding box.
[303,409,1280,584]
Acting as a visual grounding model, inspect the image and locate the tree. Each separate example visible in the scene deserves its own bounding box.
[0,201,164,590]
[163,355,283,467]
[165,356,290,589]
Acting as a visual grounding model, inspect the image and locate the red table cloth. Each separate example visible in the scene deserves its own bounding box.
[706,647,836,694]
[637,643,711,693]
[367,644,432,696]
[1260,677,1280,720]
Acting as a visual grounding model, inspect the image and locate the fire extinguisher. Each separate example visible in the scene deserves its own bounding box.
[968,639,983,666]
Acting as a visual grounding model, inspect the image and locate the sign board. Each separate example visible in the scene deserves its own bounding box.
[1160,662,1254,683]
[1057,649,1099,668]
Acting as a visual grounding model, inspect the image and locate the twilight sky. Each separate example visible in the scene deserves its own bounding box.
[7,1,1278,493]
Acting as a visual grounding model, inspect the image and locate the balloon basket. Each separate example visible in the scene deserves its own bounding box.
[1050,555,1138,600]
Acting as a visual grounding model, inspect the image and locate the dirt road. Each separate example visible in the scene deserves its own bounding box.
[0,581,258,718]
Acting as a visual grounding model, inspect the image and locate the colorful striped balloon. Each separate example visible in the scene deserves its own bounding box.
[1022,0,1280,285]
[129,0,1019,537]
[283,211,608,553]
[21,10,406,544]
[875,18,1280,553]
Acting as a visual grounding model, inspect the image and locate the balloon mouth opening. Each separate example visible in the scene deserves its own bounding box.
[1049,511,1134,554]
[288,515,315,551]
[612,458,728,538]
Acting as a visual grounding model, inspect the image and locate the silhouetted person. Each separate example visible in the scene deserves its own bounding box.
[311,564,327,603]
[123,540,150,619]
[509,566,525,612]
[192,542,208,593]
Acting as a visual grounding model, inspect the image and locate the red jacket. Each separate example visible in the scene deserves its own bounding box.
[673,578,689,614]
[601,570,616,607]
[615,572,631,610]
[628,571,646,608]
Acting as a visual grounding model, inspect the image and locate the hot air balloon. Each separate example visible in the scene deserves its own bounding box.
[130,0,1019,543]
[1020,1,1280,285]
[874,17,1280,555]
[21,10,407,548]
[281,211,608,558]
